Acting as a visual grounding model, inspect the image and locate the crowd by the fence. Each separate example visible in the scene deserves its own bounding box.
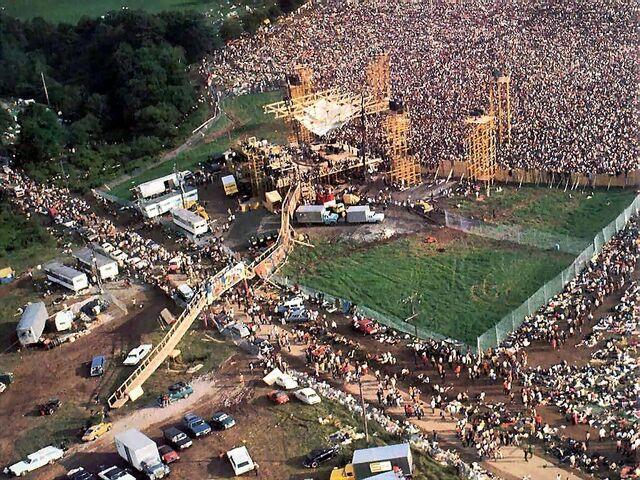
[208,0,637,176]
[1,168,234,297]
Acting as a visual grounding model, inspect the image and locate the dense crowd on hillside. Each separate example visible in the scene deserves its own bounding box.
[209,0,638,175]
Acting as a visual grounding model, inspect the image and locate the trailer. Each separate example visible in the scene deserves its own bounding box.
[138,186,198,219]
[73,247,119,281]
[133,171,192,199]
[16,302,48,346]
[352,443,412,479]
[171,208,208,236]
[221,175,238,196]
[346,205,384,224]
[295,205,339,225]
[44,262,89,292]
[115,429,170,480]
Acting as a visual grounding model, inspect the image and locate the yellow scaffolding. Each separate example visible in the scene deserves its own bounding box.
[385,112,421,187]
[488,72,512,147]
[464,113,497,182]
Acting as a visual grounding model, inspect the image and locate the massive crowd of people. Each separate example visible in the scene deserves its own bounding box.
[208,0,638,175]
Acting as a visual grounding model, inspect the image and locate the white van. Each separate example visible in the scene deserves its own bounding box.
[227,446,255,476]
[5,445,64,477]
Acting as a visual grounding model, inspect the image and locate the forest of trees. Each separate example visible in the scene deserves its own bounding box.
[0,0,307,189]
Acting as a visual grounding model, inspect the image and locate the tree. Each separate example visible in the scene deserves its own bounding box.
[15,104,65,168]
[220,17,244,42]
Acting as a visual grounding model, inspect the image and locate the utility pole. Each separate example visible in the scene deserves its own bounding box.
[358,377,370,444]
[360,93,367,177]
[402,291,420,339]
[40,72,50,106]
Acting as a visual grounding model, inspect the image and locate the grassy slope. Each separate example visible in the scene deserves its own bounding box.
[283,235,574,343]
[451,186,636,240]
[109,92,285,200]
[0,0,266,24]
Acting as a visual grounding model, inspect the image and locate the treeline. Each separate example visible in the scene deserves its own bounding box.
[0,10,220,186]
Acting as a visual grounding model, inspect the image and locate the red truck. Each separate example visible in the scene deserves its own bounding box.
[352,318,380,335]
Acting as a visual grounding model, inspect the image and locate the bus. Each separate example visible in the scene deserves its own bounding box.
[171,208,208,237]
[44,262,89,292]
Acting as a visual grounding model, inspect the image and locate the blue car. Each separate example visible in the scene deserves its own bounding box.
[183,413,211,437]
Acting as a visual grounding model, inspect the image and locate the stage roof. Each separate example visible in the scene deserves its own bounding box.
[294,98,358,137]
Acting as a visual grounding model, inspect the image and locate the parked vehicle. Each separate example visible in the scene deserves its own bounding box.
[97,466,136,480]
[4,446,64,477]
[295,205,339,225]
[158,445,179,464]
[294,388,322,405]
[210,412,236,430]
[330,463,355,480]
[346,205,384,224]
[123,344,152,366]
[225,322,250,338]
[227,446,255,476]
[157,382,193,407]
[268,390,290,404]
[275,296,305,315]
[82,422,112,442]
[351,443,413,479]
[67,467,97,479]
[163,427,192,450]
[16,302,48,346]
[303,445,339,468]
[90,356,106,377]
[286,308,310,323]
[38,398,62,416]
[183,413,211,437]
[114,429,170,480]
[171,208,208,237]
[0,371,14,392]
[275,374,299,390]
[352,318,381,335]
[174,284,195,306]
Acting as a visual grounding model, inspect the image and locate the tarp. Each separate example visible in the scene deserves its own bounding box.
[295,98,358,137]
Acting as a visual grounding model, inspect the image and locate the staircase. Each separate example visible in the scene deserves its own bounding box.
[107,264,247,409]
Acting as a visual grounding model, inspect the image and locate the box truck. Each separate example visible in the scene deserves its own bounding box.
[295,205,339,225]
[115,429,170,480]
[346,205,384,224]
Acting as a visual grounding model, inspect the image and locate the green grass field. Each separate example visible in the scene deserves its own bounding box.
[0,0,266,24]
[109,92,285,200]
[448,186,636,240]
[283,234,574,343]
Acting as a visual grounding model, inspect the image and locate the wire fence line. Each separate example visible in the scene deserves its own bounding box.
[273,194,640,355]
[443,210,589,254]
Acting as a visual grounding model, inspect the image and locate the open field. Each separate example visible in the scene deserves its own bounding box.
[282,233,575,343]
[109,91,285,200]
[445,186,637,240]
[0,0,272,24]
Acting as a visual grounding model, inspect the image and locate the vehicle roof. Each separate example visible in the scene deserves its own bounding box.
[164,426,186,435]
[115,429,155,448]
[227,446,251,460]
[352,443,410,464]
[297,204,327,212]
[297,387,317,395]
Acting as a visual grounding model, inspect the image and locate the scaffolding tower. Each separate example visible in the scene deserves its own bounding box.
[286,65,315,144]
[488,71,511,147]
[385,111,421,187]
[464,112,497,182]
[366,52,391,108]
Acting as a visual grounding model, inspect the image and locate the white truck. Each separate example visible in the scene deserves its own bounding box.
[4,445,64,477]
[115,429,170,480]
[346,205,384,224]
[295,205,339,225]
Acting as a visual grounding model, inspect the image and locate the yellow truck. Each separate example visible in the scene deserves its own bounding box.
[330,464,355,480]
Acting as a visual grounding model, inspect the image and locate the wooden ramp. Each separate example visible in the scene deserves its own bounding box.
[107,263,248,409]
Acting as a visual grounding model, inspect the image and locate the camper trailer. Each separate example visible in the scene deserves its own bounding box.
[44,262,89,292]
[16,302,48,346]
[73,247,119,281]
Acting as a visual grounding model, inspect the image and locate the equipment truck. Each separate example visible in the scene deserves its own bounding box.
[115,429,170,480]
[346,205,384,224]
[295,205,339,225]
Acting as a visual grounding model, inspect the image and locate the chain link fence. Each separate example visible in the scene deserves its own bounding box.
[444,210,589,254]
[475,194,640,353]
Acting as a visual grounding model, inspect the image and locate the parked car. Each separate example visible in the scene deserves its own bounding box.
[158,445,180,464]
[226,322,250,338]
[286,309,310,323]
[67,467,97,480]
[82,422,112,442]
[352,318,380,335]
[294,388,322,405]
[90,356,106,377]
[210,412,236,430]
[97,466,136,480]
[5,446,64,477]
[303,445,339,468]
[268,390,290,404]
[38,398,62,416]
[157,382,193,406]
[183,413,211,437]
[227,446,255,476]
[123,344,152,366]
[275,296,305,315]
[163,427,192,450]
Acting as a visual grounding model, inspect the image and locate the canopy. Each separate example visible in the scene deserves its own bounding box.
[295,98,358,137]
